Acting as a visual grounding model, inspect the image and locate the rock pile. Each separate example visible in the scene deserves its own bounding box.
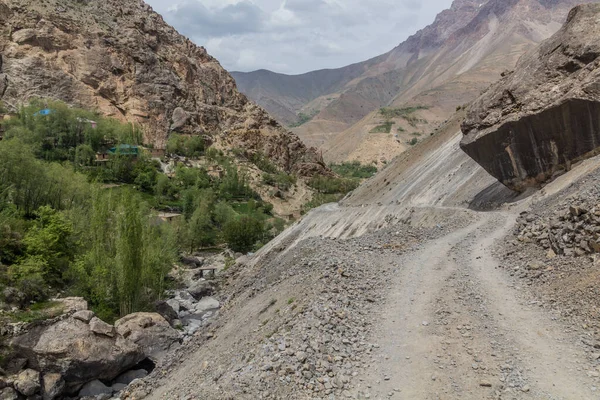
[142,210,478,399]
[516,203,600,257]
[2,304,180,400]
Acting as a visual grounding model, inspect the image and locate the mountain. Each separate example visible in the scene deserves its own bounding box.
[233,0,599,165]
[0,0,327,180]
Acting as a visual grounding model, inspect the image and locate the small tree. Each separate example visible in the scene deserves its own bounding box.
[223,216,264,253]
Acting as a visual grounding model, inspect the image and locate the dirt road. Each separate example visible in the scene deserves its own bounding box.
[353,210,597,400]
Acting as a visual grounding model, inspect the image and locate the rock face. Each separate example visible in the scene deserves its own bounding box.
[461,4,600,191]
[0,0,328,177]
[10,316,144,390]
[114,313,181,360]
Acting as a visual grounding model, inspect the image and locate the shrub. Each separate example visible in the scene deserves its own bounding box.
[370,122,395,134]
[223,216,264,253]
[166,134,205,158]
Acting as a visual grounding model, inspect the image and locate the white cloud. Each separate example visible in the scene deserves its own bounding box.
[146,0,455,74]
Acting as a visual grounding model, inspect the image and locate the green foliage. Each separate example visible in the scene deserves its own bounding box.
[250,152,278,174]
[2,99,141,162]
[307,176,359,195]
[379,106,428,128]
[330,161,377,179]
[302,193,342,213]
[223,216,265,253]
[408,138,419,146]
[379,106,429,119]
[219,166,257,200]
[262,173,297,191]
[370,121,395,134]
[289,111,317,128]
[0,139,91,216]
[73,188,177,318]
[166,134,205,158]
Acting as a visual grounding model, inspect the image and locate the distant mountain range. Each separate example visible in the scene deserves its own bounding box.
[232,0,599,165]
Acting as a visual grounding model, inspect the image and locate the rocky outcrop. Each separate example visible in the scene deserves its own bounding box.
[0,0,328,177]
[10,316,144,391]
[461,4,600,191]
[8,310,180,398]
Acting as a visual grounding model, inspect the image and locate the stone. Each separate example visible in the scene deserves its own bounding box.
[14,369,40,396]
[154,301,178,325]
[78,380,112,398]
[461,4,600,191]
[114,369,148,385]
[42,373,64,400]
[194,297,220,314]
[111,383,128,392]
[114,313,181,360]
[72,310,95,323]
[10,318,144,389]
[89,317,115,337]
[0,387,18,400]
[187,281,215,301]
[170,107,190,131]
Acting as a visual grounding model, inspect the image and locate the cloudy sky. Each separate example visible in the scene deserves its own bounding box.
[145,0,454,75]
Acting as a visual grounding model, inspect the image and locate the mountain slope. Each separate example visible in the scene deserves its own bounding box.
[234,0,599,164]
[0,0,327,179]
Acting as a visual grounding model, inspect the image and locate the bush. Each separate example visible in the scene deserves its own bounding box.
[223,216,264,253]
[408,138,419,146]
[166,134,205,158]
[370,122,395,134]
[330,162,377,179]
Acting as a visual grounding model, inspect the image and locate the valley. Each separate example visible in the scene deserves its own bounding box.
[2,0,600,399]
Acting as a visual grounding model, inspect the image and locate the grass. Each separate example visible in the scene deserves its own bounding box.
[379,106,429,119]
[379,106,429,128]
[330,161,377,179]
[8,301,64,323]
[289,111,318,128]
[370,121,395,134]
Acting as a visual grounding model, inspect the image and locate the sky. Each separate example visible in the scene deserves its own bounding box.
[145,0,454,75]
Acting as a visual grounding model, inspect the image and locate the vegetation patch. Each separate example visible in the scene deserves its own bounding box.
[289,111,318,128]
[0,100,288,320]
[370,121,395,134]
[330,161,377,179]
[380,106,429,128]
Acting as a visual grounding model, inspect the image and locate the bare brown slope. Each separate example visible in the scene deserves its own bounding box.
[232,0,485,129]
[0,0,327,178]
[320,0,597,165]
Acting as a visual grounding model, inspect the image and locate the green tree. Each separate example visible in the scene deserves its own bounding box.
[223,216,264,253]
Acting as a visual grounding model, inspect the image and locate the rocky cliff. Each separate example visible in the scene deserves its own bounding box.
[0,0,327,177]
[461,4,600,191]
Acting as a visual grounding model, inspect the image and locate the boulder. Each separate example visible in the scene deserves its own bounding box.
[461,4,600,191]
[114,313,181,360]
[72,310,95,323]
[154,301,178,325]
[13,368,40,396]
[10,318,144,390]
[111,383,127,393]
[114,369,148,385]
[42,373,64,400]
[78,379,112,398]
[0,387,18,400]
[194,297,220,314]
[170,107,190,131]
[187,281,215,301]
[89,317,115,337]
